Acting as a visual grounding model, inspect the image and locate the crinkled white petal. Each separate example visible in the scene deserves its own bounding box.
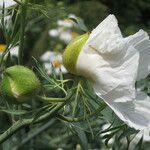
[76,14,150,130]
[125,29,150,80]
[77,45,139,97]
[87,14,123,54]
[98,91,150,130]
[76,14,139,97]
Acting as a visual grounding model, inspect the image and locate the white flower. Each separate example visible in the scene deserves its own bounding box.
[101,123,114,145]
[57,20,73,28]
[0,44,19,57]
[49,14,79,44]
[48,28,74,44]
[68,14,77,19]
[49,29,59,37]
[63,15,150,132]
[59,30,72,44]
[57,17,76,28]
[0,0,16,8]
[41,51,67,75]
[9,46,19,57]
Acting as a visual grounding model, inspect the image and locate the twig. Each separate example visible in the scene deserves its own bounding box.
[13,120,55,150]
[18,0,27,64]
[36,95,67,103]
[0,91,73,144]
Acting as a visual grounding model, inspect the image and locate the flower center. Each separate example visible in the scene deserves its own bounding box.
[0,44,6,52]
[52,60,62,68]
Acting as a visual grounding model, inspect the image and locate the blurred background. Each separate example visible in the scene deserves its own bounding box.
[1,0,150,64]
[0,0,150,149]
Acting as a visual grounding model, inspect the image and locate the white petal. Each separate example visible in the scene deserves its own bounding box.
[87,14,123,54]
[76,15,150,130]
[125,30,150,80]
[77,41,139,96]
[97,91,150,130]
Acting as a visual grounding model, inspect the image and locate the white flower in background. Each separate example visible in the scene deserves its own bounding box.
[101,123,114,145]
[49,14,79,44]
[41,51,67,75]
[0,44,19,57]
[68,14,77,19]
[9,46,19,57]
[59,30,72,44]
[63,15,150,133]
[49,29,59,37]
[57,19,74,28]
[0,0,16,8]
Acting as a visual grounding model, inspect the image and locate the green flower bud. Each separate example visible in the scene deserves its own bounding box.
[1,65,41,104]
[63,33,89,74]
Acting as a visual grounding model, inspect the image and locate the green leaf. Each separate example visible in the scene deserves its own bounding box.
[73,126,88,150]
[32,104,54,123]
[118,127,138,141]
[0,107,28,115]
[133,136,143,150]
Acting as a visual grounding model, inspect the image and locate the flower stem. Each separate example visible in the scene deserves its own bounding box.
[0,91,73,144]
[18,0,27,65]
[36,94,69,103]
[13,120,55,149]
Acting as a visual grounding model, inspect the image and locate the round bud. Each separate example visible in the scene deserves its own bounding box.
[1,65,41,104]
[62,33,89,74]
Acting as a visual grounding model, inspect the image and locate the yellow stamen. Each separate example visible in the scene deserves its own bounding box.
[64,19,73,23]
[52,60,62,68]
[0,44,6,52]
[71,32,79,39]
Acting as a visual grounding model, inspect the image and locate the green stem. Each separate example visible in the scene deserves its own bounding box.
[13,120,55,149]
[57,103,107,122]
[18,1,27,65]
[36,95,69,103]
[0,91,73,144]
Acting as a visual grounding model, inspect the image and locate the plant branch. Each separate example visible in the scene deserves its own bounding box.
[18,0,27,64]
[0,91,73,144]
[57,103,107,122]
[13,120,55,149]
[36,95,68,103]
